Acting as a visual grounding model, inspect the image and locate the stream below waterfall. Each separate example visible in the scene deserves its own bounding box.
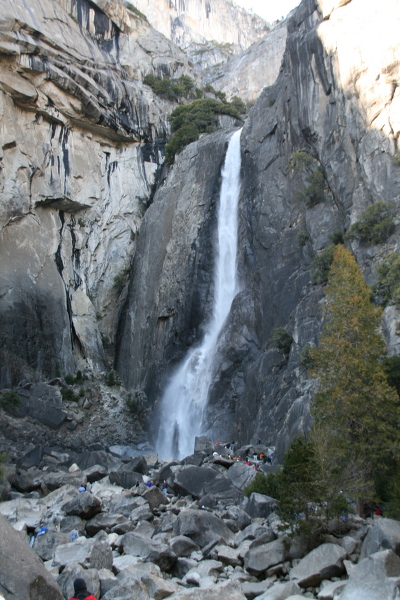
[156,128,243,460]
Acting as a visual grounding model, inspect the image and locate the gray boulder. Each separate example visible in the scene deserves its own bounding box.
[17,446,43,469]
[107,493,146,517]
[222,506,251,530]
[109,470,143,488]
[0,513,64,600]
[33,530,71,561]
[241,580,274,600]
[244,538,287,576]
[359,517,400,560]
[245,493,276,519]
[194,436,214,455]
[12,468,43,493]
[53,532,113,570]
[340,549,400,600]
[226,462,257,491]
[99,568,118,597]
[236,522,270,544]
[169,535,200,557]
[71,451,121,471]
[42,470,87,491]
[173,466,218,498]
[248,529,277,549]
[216,544,242,567]
[256,582,302,600]
[83,464,109,483]
[162,579,247,600]
[102,579,150,600]
[173,509,235,548]
[290,542,347,587]
[125,455,149,475]
[143,486,169,510]
[86,512,126,536]
[57,564,100,600]
[122,532,177,570]
[317,580,346,599]
[62,491,102,519]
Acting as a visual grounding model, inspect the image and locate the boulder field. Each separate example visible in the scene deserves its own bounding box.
[1,436,400,600]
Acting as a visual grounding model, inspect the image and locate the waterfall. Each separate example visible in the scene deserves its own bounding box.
[156,129,243,460]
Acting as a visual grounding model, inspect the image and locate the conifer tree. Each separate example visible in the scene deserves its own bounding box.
[310,245,400,502]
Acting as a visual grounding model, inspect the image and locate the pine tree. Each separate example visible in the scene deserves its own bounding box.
[310,245,400,502]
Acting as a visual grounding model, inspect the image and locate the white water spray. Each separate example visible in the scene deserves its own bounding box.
[156,129,243,460]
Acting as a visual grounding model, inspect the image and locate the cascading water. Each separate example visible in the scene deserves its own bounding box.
[156,129,243,460]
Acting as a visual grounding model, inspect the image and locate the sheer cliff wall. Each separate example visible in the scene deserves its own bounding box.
[116,0,400,456]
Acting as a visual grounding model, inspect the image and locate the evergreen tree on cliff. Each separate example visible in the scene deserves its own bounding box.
[310,245,400,505]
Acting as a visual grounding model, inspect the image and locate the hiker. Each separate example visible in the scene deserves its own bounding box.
[230,440,235,452]
[69,578,97,600]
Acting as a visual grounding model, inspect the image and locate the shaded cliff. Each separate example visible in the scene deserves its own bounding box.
[116,0,400,457]
[0,0,194,386]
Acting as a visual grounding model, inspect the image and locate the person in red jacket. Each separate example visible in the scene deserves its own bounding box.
[69,578,97,600]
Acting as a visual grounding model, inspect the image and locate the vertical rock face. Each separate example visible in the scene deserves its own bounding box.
[117,0,400,457]
[131,0,269,52]
[0,0,193,386]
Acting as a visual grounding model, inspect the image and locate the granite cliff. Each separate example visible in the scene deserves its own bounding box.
[1,0,400,460]
[116,0,400,457]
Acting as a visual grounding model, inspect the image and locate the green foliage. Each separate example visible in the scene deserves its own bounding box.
[270,327,293,354]
[289,151,314,172]
[299,344,315,368]
[106,371,117,387]
[310,245,400,504]
[244,471,279,498]
[311,244,336,285]
[78,218,86,227]
[230,96,247,114]
[64,374,74,385]
[79,387,85,398]
[101,333,112,350]
[296,231,310,247]
[143,74,195,101]
[268,98,276,107]
[0,390,21,411]
[328,230,344,245]
[113,267,130,296]
[382,355,400,395]
[165,98,242,164]
[297,167,326,208]
[54,362,61,378]
[345,201,395,245]
[372,252,400,306]
[61,388,79,402]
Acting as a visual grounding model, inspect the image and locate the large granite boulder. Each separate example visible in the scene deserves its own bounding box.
[226,462,257,491]
[53,532,113,570]
[359,518,400,560]
[109,470,143,489]
[256,582,302,600]
[57,564,100,600]
[340,549,400,600]
[172,467,218,498]
[122,532,177,570]
[173,509,235,548]
[244,538,287,576]
[164,579,247,600]
[0,513,64,600]
[245,493,277,519]
[33,530,71,561]
[289,543,347,587]
[62,491,102,519]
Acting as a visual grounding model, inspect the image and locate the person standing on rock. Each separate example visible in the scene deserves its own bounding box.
[69,578,97,600]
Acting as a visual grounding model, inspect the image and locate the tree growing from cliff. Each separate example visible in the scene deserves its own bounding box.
[310,245,400,504]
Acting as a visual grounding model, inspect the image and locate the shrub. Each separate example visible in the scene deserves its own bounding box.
[299,344,315,368]
[296,231,310,247]
[78,218,86,227]
[270,327,293,354]
[126,393,137,413]
[328,230,344,245]
[297,167,326,208]
[54,362,61,378]
[244,471,280,498]
[61,388,79,402]
[64,374,75,385]
[0,390,21,410]
[311,244,336,285]
[345,201,395,245]
[106,371,117,387]
[230,95,247,114]
[372,252,400,306]
[113,267,130,296]
[165,98,242,163]
[392,152,400,166]
[125,3,148,22]
[289,151,314,172]
[143,74,195,101]
[382,355,400,395]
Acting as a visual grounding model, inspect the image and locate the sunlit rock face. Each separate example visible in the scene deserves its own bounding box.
[0,0,194,386]
[131,0,270,52]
